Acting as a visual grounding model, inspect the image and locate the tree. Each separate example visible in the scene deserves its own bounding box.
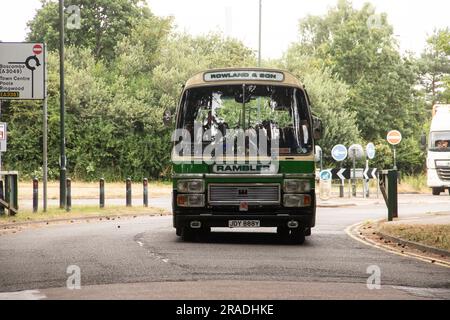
[276,51,361,164]
[287,0,428,170]
[26,0,159,60]
[417,28,450,106]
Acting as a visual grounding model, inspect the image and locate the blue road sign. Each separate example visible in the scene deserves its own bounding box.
[331,144,348,162]
[319,170,332,181]
[366,142,376,160]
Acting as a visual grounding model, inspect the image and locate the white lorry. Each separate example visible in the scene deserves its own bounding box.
[426,104,450,195]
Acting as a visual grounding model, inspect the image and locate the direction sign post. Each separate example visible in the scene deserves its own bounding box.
[364,143,376,198]
[0,42,47,212]
[348,144,363,197]
[331,145,347,198]
[319,170,332,201]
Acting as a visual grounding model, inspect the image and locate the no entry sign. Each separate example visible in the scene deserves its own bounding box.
[33,44,43,55]
[387,130,402,146]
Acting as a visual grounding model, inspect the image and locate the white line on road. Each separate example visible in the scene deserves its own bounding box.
[0,290,46,300]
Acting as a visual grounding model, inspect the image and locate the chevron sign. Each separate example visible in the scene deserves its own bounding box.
[331,168,378,180]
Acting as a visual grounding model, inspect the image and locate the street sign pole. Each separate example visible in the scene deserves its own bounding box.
[43,46,48,212]
[258,0,262,67]
[393,146,397,170]
[59,0,66,209]
[364,159,369,198]
[352,149,356,197]
[320,149,323,171]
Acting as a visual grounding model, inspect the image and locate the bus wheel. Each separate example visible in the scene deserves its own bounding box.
[277,227,290,243]
[290,229,306,245]
[181,227,196,242]
[432,188,442,196]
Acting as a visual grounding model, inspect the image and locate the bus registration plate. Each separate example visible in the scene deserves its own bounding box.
[229,220,261,228]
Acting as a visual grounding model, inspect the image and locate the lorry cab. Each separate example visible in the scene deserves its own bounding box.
[427,104,450,195]
[171,68,321,243]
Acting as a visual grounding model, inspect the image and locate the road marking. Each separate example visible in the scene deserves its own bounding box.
[345,222,450,268]
[0,290,46,300]
[393,286,450,300]
[135,239,169,263]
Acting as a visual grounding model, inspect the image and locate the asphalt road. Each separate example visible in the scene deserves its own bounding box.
[0,194,449,300]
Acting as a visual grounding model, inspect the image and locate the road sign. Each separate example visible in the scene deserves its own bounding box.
[0,123,6,152]
[331,168,377,180]
[335,168,347,180]
[366,142,376,160]
[319,170,332,181]
[315,145,322,163]
[0,43,45,100]
[348,144,364,160]
[387,130,402,146]
[331,144,348,162]
[363,167,378,180]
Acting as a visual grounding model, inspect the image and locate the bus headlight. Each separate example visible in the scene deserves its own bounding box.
[177,180,205,193]
[283,180,311,193]
[283,194,312,207]
[177,194,205,207]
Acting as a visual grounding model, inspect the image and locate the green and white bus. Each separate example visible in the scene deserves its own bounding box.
[170,68,322,244]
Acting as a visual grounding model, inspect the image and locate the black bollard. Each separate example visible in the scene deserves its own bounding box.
[0,180,4,216]
[33,178,39,213]
[66,178,72,212]
[143,178,148,207]
[126,178,132,207]
[99,178,105,208]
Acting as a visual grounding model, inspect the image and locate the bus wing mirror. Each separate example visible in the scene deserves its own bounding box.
[313,117,323,140]
[163,109,173,127]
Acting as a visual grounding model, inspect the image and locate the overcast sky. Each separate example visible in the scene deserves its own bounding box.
[1,0,449,59]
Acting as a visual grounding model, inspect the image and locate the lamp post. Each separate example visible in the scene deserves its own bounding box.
[59,0,66,208]
[258,0,262,67]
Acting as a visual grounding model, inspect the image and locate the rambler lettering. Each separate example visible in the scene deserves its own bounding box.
[214,164,272,173]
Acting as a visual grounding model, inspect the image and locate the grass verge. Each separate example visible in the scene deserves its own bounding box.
[378,223,450,251]
[0,205,169,225]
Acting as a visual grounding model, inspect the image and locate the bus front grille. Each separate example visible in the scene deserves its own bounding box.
[437,167,450,181]
[208,184,280,205]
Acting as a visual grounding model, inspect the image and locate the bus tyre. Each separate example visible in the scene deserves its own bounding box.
[432,188,441,196]
[290,229,306,245]
[277,227,290,243]
[181,227,196,242]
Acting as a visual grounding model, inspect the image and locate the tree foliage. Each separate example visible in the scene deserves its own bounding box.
[3,0,442,179]
[284,0,428,172]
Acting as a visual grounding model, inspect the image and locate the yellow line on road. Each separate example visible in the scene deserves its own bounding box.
[345,222,450,268]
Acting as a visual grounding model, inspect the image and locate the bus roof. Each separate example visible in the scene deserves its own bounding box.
[184,68,304,90]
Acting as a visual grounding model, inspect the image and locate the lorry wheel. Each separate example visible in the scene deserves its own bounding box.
[432,188,441,196]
